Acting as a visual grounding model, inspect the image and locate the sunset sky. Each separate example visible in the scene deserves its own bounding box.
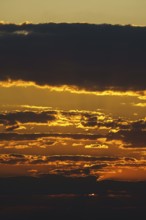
[0,0,146,25]
[1,2,146,220]
[0,22,146,182]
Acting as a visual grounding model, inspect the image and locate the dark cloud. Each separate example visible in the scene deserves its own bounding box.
[0,173,146,197]
[0,174,97,195]
[47,155,119,162]
[0,177,146,220]
[108,129,146,148]
[0,132,103,141]
[54,164,109,176]
[9,153,26,158]
[81,115,98,127]
[53,168,91,176]
[1,108,145,134]
[0,111,56,125]
[62,110,117,128]
[79,114,146,148]
[101,118,146,148]
[5,124,20,131]
[0,154,27,164]
[0,111,56,131]
[0,23,146,91]
[0,154,119,165]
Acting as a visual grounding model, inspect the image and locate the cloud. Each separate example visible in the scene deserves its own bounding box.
[85,144,109,149]
[108,129,146,148]
[0,110,57,131]
[0,154,27,164]
[5,124,20,131]
[104,118,146,148]
[1,176,146,220]
[1,108,146,148]
[0,174,98,195]
[52,168,91,176]
[47,155,119,162]
[0,111,56,124]
[0,154,120,168]
[132,103,146,107]
[1,153,146,184]
[0,154,118,179]
[0,154,119,165]
[0,131,104,141]
[1,173,146,197]
[0,109,136,135]
[0,23,146,91]
[0,109,109,131]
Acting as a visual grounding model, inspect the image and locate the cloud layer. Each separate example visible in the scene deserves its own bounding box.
[0,23,146,91]
[1,109,146,148]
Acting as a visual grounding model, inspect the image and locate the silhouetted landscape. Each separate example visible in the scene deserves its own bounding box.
[0,175,146,219]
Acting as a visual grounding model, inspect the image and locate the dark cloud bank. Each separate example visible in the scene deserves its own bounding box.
[1,175,146,220]
[0,23,146,91]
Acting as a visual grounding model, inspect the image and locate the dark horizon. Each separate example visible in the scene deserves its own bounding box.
[1,174,146,219]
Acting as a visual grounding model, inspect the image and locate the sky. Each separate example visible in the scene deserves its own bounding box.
[1,2,146,219]
[0,23,146,182]
[0,0,146,25]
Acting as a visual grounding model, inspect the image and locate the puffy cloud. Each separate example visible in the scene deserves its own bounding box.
[0,23,146,91]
